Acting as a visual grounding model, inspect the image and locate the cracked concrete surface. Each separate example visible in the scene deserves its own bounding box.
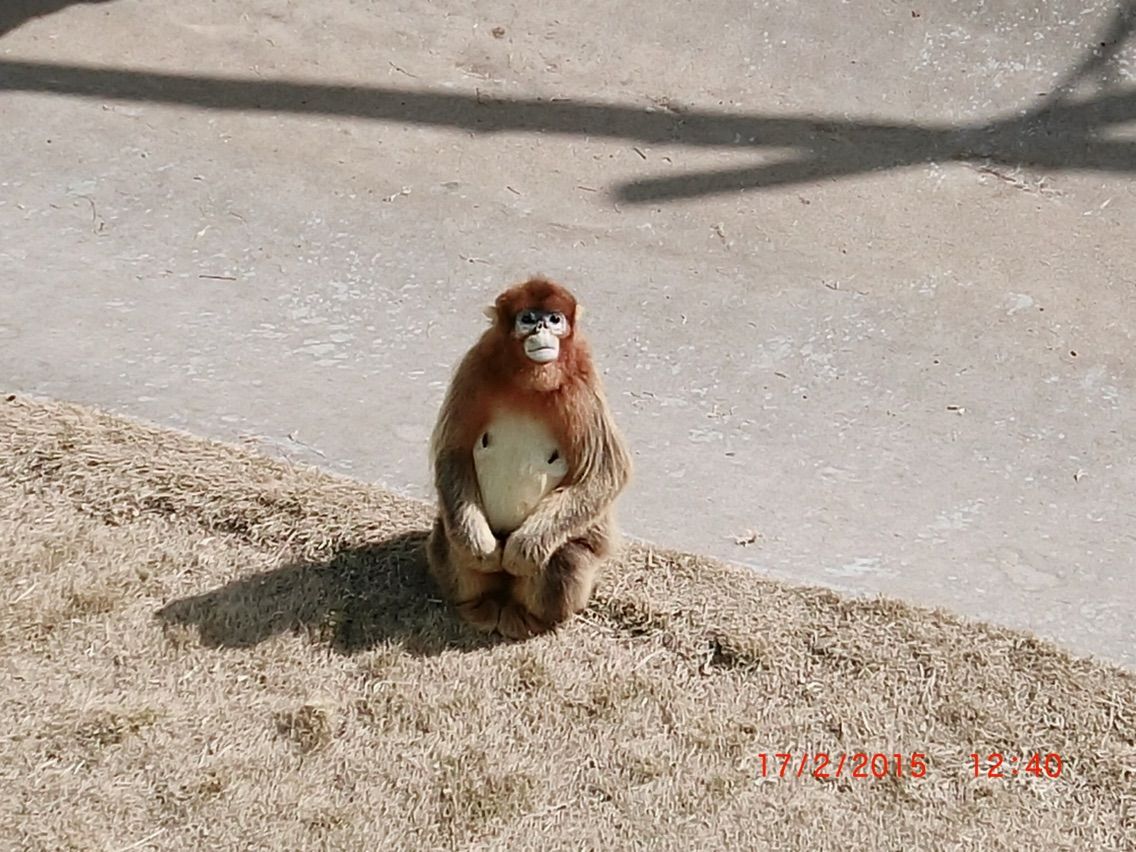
[2,0,1134,666]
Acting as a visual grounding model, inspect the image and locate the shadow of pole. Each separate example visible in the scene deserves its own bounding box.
[1034,0,1136,111]
[0,0,115,38]
[0,2,1132,201]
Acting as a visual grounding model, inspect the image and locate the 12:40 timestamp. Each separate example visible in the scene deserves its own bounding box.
[970,752,1064,779]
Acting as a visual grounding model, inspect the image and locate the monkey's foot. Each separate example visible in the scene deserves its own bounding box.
[455,596,503,634]
[496,601,552,641]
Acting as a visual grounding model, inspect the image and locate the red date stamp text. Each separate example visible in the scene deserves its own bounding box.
[756,752,927,779]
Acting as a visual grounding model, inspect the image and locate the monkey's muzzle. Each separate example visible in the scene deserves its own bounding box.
[523,329,560,363]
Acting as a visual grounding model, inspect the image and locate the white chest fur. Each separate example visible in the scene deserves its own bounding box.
[473,410,568,534]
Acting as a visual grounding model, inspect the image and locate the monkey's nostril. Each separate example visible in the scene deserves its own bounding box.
[481,433,490,448]
[548,450,560,464]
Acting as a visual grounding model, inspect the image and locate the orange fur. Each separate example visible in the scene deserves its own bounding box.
[426,277,632,639]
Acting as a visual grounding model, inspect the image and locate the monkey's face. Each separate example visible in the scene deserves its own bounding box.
[514,309,570,364]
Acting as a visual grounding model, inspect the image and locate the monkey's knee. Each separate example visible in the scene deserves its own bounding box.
[451,567,507,634]
[580,516,618,560]
[515,539,601,628]
[428,516,508,633]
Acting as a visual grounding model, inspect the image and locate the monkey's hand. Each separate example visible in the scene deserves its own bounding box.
[455,505,500,561]
[474,544,504,573]
[502,531,547,577]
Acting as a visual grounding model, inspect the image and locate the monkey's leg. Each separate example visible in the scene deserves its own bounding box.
[426,517,506,633]
[498,528,607,640]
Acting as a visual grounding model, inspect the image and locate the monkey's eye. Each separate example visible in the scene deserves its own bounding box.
[548,313,564,326]
[519,311,538,326]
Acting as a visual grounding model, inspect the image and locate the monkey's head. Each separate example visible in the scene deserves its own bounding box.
[488,278,581,366]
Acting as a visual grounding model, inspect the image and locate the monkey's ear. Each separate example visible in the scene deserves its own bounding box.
[575,304,585,322]
[483,305,497,322]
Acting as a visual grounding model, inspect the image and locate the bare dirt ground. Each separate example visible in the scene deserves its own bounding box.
[2,395,1134,850]
[2,0,1135,668]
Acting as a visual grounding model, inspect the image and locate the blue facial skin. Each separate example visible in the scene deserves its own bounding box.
[515,310,569,363]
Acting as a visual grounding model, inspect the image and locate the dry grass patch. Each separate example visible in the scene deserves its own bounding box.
[1,394,1133,851]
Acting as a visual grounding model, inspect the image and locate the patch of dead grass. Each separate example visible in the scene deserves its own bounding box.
[1,394,1133,851]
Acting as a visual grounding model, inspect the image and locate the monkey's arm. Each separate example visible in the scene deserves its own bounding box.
[503,395,631,575]
[430,349,501,563]
[434,448,500,561]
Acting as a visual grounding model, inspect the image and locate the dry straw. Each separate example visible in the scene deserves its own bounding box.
[1,395,1132,850]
